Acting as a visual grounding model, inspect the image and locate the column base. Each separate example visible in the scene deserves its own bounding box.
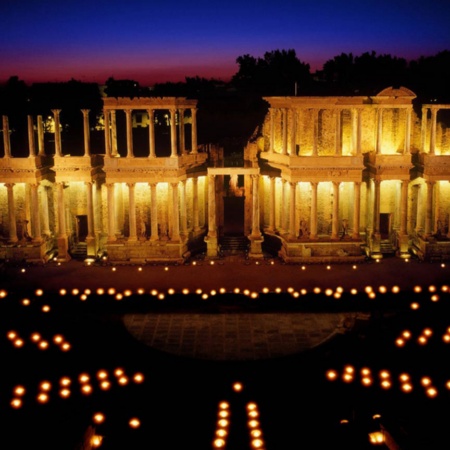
[248,235,264,259]
[57,236,71,262]
[204,235,218,258]
[86,236,96,257]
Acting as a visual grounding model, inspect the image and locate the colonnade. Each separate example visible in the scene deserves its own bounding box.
[421,105,450,154]
[268,105,413,155]
[103,107,198,158]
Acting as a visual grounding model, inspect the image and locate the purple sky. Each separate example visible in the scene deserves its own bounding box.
[1,0,449,86]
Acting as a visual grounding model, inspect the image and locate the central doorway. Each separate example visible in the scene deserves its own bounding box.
[223,197,245,236]
[76,215,88,242]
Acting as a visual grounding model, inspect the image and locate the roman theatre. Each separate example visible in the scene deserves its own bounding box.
[1,87,449,264]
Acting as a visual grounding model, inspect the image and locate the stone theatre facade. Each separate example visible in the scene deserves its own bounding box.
[0,87,449,263]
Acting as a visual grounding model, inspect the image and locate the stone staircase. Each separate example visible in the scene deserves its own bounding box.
[219,236,250,256]
[380,239,396,256]
[70,242,88,260]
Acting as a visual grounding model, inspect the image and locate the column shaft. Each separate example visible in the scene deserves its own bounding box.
[331,182,340,239]
[127,183,137,240]
[191,108,198,154]
[290,109,297,155]
[57,183,67,237]
[251,175,261,237]
[111,110,118,156]
[400,181,408,235]
[289,182,296,238]
[310,182,318,239]
[207,175,216,237]
[170,109,177,157]
[41,186,51,236]
[192,177,200,232]
[171,183,180,241]
[30,183,41,242]
[268,176,275,232]
[280,180,287,232]
[421,107,427,152]
[104,110,111,156]
[27,115,36,157]
[150,183,159,240]
[269,108,275,153]
[125,110,134,157]
[352,182,361,239]
[82,109,90,157]
[148,109,156,158]
[2,116,11,157]
[52,109,62,157]
[37,115,45,156]
[425,181,435,236]
[6,184,18,242]
[373,180,381,235]
[430,108,437,154]
[179,109,186,154]
[404,107,411,154]
[107,184,116,241]
[282,109,288,155]
[180,180,187,236]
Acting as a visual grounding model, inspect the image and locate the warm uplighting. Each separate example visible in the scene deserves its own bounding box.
[410,302,420,310]
[40,381,52,391]
[368,431,385,445]
[133,373,144,383]
[251,438,265,448]
[414,286,422,293]
[14,338,24,348]
[53,334,64,344]
[42,305,51,313]
[60,377,71,386]
[100,381,111,390]
[21,298,30,306]
[426,387,438,398]
[421,377,432,387]
[14,386,26,396]
[38,340,49,350]
[402,383,413,393]
[118,376,129,385]
[61,342,71,351]
[81,385,93,395]
[79,373,90,383]
[233,382,243,392]
[219,402,229,409]
[114,368,124,377]
[93,413,105,424]
[59,389,71,398]
[31,333,41,342]
[72,288,80,296]
[37,393,49,403]
[35,289,43,296]
[11,398,22,409]
[213,438,226,448]
[91,435,103,448]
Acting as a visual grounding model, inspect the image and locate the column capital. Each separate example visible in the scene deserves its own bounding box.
[148,181,158,188]
[51,109,61,115]
[127,182,136,188]
[4,182,15,189]
[81,109,90,115]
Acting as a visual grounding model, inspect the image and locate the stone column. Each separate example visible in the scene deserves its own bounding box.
[268,176,275,232]
[310,182,318,240]
[150,182,159,241]
[40,186,51,236]
[289,181,296,239]
[52,109,62,157]
[94,181,103,236]
[269,108,275,153]
[351,109,358,155]
[331,181,340,239]
[81,109,90,157]
[170,109,178,157]
[56,182,70,260]
[104,110,111,156]
[30,183,41,242]
[400,181,408,236]
[110,110,118,157]
[191,108,198,154]
[6,183,18,242]
[148,109,156,158]
[415,185,423,234]
[352,182,361,240]
[282,108,288,155]
[37,115,45,156]
[373,180,381,235]
[106,183,116,242]
[180,180,187,236]
[312,109,319,156]
[404,107,412,154]
[125,110,134,157]
[335,109,342,155]
[280,179,287,233]
[2,116,11,158]
[205,174,218,257]
[424,181,435,237]
[27,115,36,157]
[376,108,383,154]
[192,177,200,232]
[290,109,297,155]
[127,183,137,241]
[171,182,180,241]
[85,182,96,254]
[421,107,427,153]
[430,108,438,155]
[178,109,186,154]
[251,175,262,238]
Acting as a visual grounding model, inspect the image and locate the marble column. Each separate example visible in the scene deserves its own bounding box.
[107,183,116,242]
[150,182,159,241]
[178,109,186,154]
[56,182,70,260]
[331,181,340,239]
[251,175,262,238]
[180,180,187,236]
[125,110,134,157]
[290,109,297,155]
[110,110,118,157]
[81,109,90,157]
[268,176,275,232]
[94,181,103,236]
[104,110,111,156]
[30,183,41,242]
[376,108,383,154]
[171,182,180,241]
[148,109,156,158]
[37,115,45,156]
[282,108,288,155]
[191,108,198,154]
[280,179,287,233]
[127,183,137,241]
[310,182,318,240]
[205,174,218,256]
[404,107,412,154]
[352,182,361,240]
[289,181,296,239]
[85,182,96,254]
[27,115,36,157]
[40,186,51,236]
[335,109,342,155]
[52,109,62,157]
[192,177,200,232]
[312,109,319,156]
[424,181,435,237]
[269,108,275,153]
[400,181,408,236]
[421,107,427,153]
[170,109,178,157]
[2,116,11,158]
[415,185,423,233]
[430,108,438,155]
[373,180,381,235]
[6,183,18,242]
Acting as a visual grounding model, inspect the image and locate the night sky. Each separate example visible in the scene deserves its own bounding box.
[1,0,450,86]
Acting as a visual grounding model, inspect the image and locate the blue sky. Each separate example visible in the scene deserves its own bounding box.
[1,0,449,85]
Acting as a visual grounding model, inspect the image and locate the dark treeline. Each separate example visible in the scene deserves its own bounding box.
[1,49,449,147]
